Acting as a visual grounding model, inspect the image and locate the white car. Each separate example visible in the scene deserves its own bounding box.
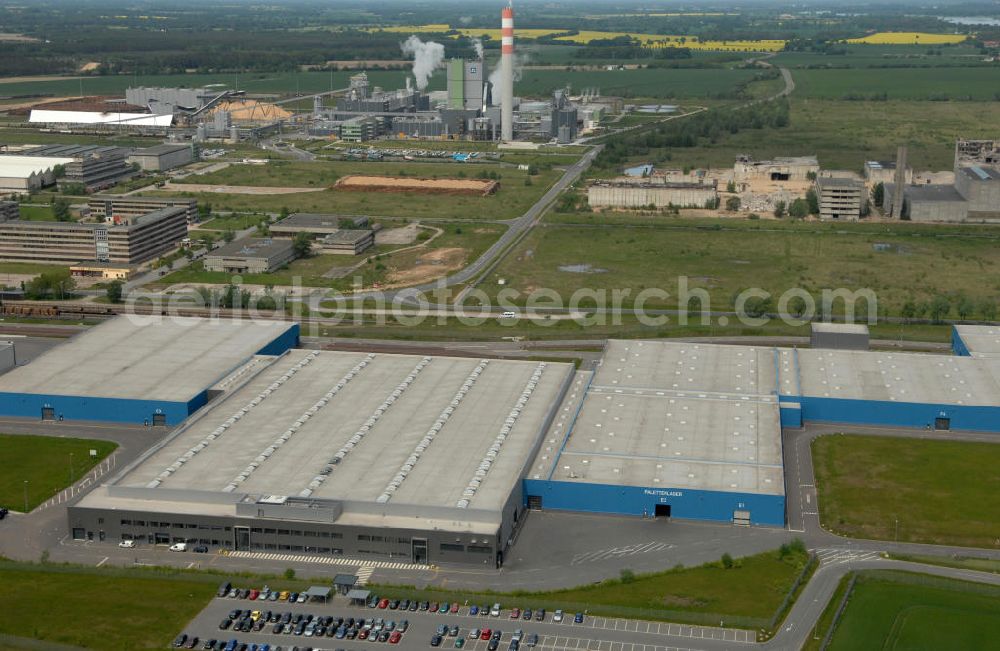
[490,603,502,617]
[118,540,136,549]
[168,542,187,552]
[499,311,518,319]
[553,610,564,623]
[469,629,481,639]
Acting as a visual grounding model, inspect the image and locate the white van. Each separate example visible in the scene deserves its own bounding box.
[168,542,187,552]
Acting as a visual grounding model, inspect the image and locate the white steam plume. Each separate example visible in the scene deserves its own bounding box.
[459,16,472,25]
[400,35,445,91]
[471,37,484,59]
[488,51,528,102]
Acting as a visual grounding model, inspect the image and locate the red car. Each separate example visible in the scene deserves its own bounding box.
[359,629,371,640]
[509,608,521,619]
[378,598,390,609]
[248,589,259,600]
[389,631,402,644]
[480,629,492,641]
[450,603,460,614]
[429,602,439,613]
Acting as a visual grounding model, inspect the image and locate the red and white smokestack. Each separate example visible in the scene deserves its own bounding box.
[501,3,514,141]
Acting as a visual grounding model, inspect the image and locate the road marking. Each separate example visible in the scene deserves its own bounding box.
[226,550,431,570]
[356,566,375,585]
[96,556,108,567]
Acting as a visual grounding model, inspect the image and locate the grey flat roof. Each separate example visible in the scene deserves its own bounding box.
[0,316,293,402]
[532,340,784,496]
[117,349,573,513]
[273,213,368,232]
[811,322,869,335]
[208,237,294,259]
[891,183,966,203]
[134,144,190,156]
[817,176,862,188]
[782,347,1000,406]
[322,230,373,245]
[955,325,1000,357]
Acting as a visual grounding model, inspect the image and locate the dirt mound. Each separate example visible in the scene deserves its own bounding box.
[334,175,499,196]
[387,247,467,285]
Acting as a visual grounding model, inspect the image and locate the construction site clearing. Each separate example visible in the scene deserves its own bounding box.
[332,175,500,196]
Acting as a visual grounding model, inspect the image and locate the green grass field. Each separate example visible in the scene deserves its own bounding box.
[515,67,761,99]
[148,162,564,221]
[660,99,1000,171]
[373,546,810,627]
[826,571,1000,651]
[812,434,1000,548]
[772,44,988,68]
[0,563,216,650]
[791,67,1000,100]
[15,204,55,221]
[199,213,269,231]
[484,221,1000,316]
[0,434,117,512]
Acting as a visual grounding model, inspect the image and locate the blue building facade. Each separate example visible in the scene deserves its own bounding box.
[523,479,786,526]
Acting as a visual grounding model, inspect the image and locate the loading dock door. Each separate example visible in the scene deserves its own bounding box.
[733,510,751,526]
[934,417,951,431]
[41,407,55,421]
[152,413,166,426]
[527,495,542,510]
[654,504,671,518]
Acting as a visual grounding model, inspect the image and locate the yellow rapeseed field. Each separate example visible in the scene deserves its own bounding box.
[845,32,968,45]
[372,25,787,52]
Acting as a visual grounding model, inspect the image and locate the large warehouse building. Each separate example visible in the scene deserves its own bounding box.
[70,342,574,565]
[0,317,298,424]
[4,317,1000,566]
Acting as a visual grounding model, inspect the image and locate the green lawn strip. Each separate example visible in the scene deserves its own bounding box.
[0,559,330,651]
[0,262,69,277]
[801,572,854,651]
[812,435,1000,548]
[371,548,810,630]
[827,570,1000,651]
[792,67,1000,101]
[199,213,269,231]
[0,435,117,511]
[483,222,1000,316]
[885,553,1000,574]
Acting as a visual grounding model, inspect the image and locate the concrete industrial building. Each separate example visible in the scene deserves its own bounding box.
[810,322,870,351]
[127,144,196,172]
[734,155,819,182]
[0,206,187,265]
[816,175,866,221]
[6,145,135,192]
[271,213,369,238]
[0,201,19,222]
[318,230,375,255]
[447,58,487,111]
[66,338,574,565]
[588,179,717,209]
[864,160,912,187]
[203,238,298,274]
[87,196,199,225]
[884,165,1000,223]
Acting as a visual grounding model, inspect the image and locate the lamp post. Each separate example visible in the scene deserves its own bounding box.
[23,480,28,513]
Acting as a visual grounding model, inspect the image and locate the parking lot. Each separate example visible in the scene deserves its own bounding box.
[178,587,755,650]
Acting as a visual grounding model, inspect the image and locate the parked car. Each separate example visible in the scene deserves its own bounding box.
[169,542,187,552]
[296,592,308,603]
[469,605,479,616]
[0,507,8,520]
[419,601,430,611]
[526,634,539,647]
[378,598,390,609]
[379,630,391,642]
[248,590,259,601]
[487,639,499,651]
[553,610,564,623]
[480,629,492,641]
[438,602,450,614]
[449,625,460,637]
[218,619,231,631]
[217,582,232,597]
[429,602,439,613]
[389,599,400,610]
[279,591,290,601]
[389,631,402,644]
[398,620,409,632]
[193,545,209,553]
[435,624,448,636]
[574,613,585,624]
[450,603,460,614]
[430,635,443,647]
[119,539,136,548]
[469,629,481,639]
[455,638,465,648]
[522,609,532,621]
[172,634,188,648]
[534,609,545,622]
[509,608,521,619]
[490,603,502,617]
[184,637,199,649]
